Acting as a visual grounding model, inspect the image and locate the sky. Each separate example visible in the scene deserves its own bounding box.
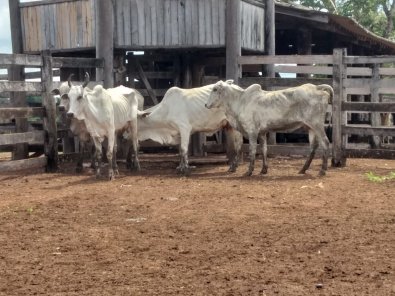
[0,0,40,53]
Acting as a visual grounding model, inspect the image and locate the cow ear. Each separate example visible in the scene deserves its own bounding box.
[225,79,234,85]
[51,89,60,95]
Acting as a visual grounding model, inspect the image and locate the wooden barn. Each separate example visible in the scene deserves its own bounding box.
[1,0,395,172]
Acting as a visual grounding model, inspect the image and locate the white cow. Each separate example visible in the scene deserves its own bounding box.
[52,77,144,173]
[206,81,333,176]
[138,82,243,175]
[67,73,146,180]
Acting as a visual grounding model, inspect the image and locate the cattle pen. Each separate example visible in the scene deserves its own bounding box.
[1,1,395,295]
[1,49,395,172]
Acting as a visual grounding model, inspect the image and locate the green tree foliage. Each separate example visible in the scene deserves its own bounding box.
[286,0,395,40]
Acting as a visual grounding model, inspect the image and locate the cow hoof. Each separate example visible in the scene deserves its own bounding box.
[318,170,326,177]
[260,168,268,175]
[75,166,83,174]
[243,171,253,177]
[228,166,237,173]
[126,162,131,170]
[298,169,306,174]
[114,169,120,176]
[177,167,191,176]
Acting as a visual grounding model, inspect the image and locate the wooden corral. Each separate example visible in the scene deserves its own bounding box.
[1,0,395,173]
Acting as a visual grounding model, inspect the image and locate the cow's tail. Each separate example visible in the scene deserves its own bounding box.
[317,84,333,140]
[317,84,333,104]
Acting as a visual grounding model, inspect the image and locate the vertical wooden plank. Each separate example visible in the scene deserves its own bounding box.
[150,0,157,46]
[370,64,382,147]
[9,0,28,160]
[136,0,146,46]
[122,0,131,46]
[170,0,179,45]
[164,0,171,46]
[263,0,274,77]
[50,4,56,49]
[332,48,347,167]
[184,0,192,45]
[42,51,58,172]
[144,0,152,46]
[191,0,199,45]
[178,0,186,46]
[131,0,139,45]
[204,0,213,45]
[219,0,226,46]
[156,0,165,46]
[211,0,220,45]
[96,0,114,88]
[226,0,241,83]
[198,0,206,45]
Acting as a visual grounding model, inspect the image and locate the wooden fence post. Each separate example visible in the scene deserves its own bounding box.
[226,0,241,84]
[41,51,59,172]
[332,48,347,167]
[370,63,381,148]
[9,0,28,160]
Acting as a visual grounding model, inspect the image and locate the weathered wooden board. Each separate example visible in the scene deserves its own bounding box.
[0,157,47,172]
[21,0,95,52]
[0,131,45,146]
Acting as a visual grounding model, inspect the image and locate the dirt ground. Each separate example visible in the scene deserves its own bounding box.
[0,154,394,296]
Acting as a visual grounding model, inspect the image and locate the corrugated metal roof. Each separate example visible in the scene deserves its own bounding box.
[276,1,395,54]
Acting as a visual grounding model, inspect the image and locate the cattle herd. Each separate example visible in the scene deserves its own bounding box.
[52,74,333,180]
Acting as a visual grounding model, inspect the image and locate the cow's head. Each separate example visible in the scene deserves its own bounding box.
[51,75,74,111]
[205,80,234,109]
[67,72,90,120]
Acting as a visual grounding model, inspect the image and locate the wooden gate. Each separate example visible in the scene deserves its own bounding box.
[0,52,103,172]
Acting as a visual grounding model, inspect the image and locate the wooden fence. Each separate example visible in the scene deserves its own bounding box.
[204,48,395,164]
[0,52,103,172]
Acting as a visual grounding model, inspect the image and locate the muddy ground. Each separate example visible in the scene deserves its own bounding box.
[0,154,394,296]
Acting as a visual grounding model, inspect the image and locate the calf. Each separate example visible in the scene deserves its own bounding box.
[206,81,333,176]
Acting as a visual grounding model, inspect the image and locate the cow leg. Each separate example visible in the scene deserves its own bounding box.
[177,130,191,175]
[226,129,243,173]
[129,122,141,172]
[112,141,119,176]
[259,133,268,175]
[299,130,318,174]
[92,137,103,179]
[107,132,116,181]
[316,129,330,176]
[75,140,84,173]
[245,133,258,176]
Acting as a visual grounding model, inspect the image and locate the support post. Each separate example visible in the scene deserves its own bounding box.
[191,60,206,157]
[41,51,59,172]
[96,0,114,88]
[263,0,275,78]
[370,64,381,148]
[226,0,241,84]
[264,0,276,144]
[332,48,347,167]
[8,0,28,160]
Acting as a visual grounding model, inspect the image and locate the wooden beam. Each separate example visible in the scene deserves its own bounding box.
[19,0,80,7]
[345,148,395,159]
[0,107,45,121]
[331,48,347,167]
[226,0,241,83]
[263,0,275,77]
[0,131,45,146]
[96,0,114,88]
[238,55,333,65]
[342,125,395,137]
[342,102,395,112]
[0,157,47,172]
[52,57,104,69]
[41,51,59,172]
[344,56,395,64]
[239,77,332,88]
[0,81,42,92]
[0,53,42,67]
[136,61,158,105]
